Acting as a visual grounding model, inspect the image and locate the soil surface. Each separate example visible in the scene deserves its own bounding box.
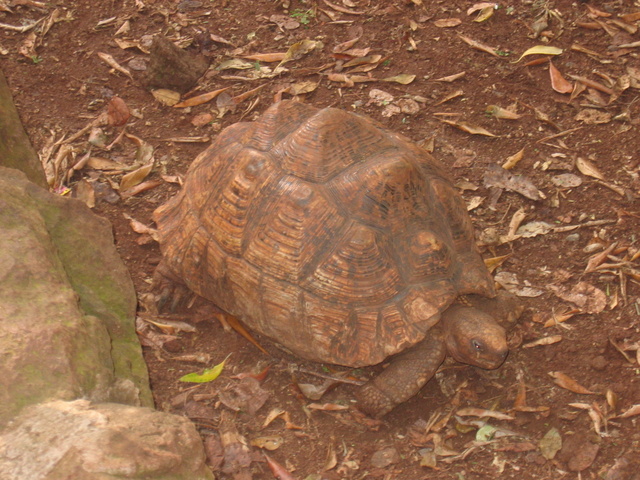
[2,0,640,479]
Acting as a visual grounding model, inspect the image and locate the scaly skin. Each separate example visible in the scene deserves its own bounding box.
[356,296,514,417]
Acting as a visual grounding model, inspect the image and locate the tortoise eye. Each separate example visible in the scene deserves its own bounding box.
[472,339,483,351]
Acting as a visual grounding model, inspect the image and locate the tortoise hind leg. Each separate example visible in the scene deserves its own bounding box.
[153,260,192,312]
[355,332,447,417]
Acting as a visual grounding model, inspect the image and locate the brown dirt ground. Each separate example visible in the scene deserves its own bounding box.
[2,0,640,478]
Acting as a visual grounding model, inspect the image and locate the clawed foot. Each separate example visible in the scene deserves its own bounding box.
[152,261,191,312]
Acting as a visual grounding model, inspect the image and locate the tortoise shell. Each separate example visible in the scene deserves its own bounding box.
[154,100,494,367]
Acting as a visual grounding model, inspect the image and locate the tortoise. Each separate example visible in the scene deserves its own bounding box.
[153,100,521,417]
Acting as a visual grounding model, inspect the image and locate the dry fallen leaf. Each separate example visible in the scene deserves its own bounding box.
[458,34,499,57]
[151,89,181,106]
[502,148,525,169]
[250,436,283,451]
[120,162,153,192]
[243,52,287,62]
[264,453,297,480]
[173,87,230,108]
[441,119,496,137]
[456,408,514,421]
[575,157,605,179]
[434,18,462,28]
[548,281,607,314]
[523,335,563,348]
[549,61,573,93]
[616,404,640,418]
[308,403,349,411]
[381,73,416,85]
[277,39,322,69]
[486,105,521,120]
[107,96,130,126]
[513,45,563,63]
[483,164,546,201]
[549,371,595,395]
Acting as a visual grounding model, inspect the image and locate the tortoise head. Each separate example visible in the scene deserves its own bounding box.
[441,305,508,369]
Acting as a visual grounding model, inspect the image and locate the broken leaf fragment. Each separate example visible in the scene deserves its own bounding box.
[277,39,322,69]
[180,354,231,383]
[486,105,521,120]
[151,89,181,106]
[250,436,283,451]
[513,45,563,63]
[539,427,562,460]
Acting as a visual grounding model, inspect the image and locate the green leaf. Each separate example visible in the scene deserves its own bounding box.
[179,354,231,383]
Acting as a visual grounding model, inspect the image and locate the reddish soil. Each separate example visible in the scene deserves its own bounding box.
[2,0,640,478]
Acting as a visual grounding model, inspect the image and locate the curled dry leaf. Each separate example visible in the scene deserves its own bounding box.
[120,162,153,192]
[277,39,322,69]
[173,87,230,108]
[287,81,319,96]
[441,119,496,137]
[513,45,563,63]
[243,52,287,63]
[458,34,499,57]
[97,52,133,79]
[323,0,365,15]
[486,105,521,120]
[264,453,298,480]
[217,58,254,71]
[434,71,466,82]
[551,173,582,188]
[151,88,181,106]
[307,403,349,411]
[539,428,562,460]
[472,6,496,22]
[575,157,605,180]
[549,371,595,394]
[616,404,640,418]
[381,73,416,85]
[502,148,525,169]
[456,407,514,421]
[434,18,462,28]
[575,109,612,125]
[107,96,130,126]
[548,281,607,314]
[523,335,563,348]
[483,164,545,201]
[250,435,283,451]
[549,61,573,93]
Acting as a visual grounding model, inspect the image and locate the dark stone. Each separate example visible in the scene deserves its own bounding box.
[145,35,209,93]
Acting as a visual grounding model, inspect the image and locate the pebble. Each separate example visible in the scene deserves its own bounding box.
[590,355,608,371]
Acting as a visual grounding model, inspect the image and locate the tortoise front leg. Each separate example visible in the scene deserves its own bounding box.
[355,332,447,417]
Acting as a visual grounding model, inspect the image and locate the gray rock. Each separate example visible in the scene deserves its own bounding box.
[0,167,152,426]
[0,400,215,480]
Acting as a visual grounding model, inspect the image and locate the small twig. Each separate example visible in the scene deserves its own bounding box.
[552,218,617,233]
[296,367,365,386]
[0,17,44,32]
[536,127,582,143]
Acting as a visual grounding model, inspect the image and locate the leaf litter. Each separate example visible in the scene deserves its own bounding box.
[18,0,640,478]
